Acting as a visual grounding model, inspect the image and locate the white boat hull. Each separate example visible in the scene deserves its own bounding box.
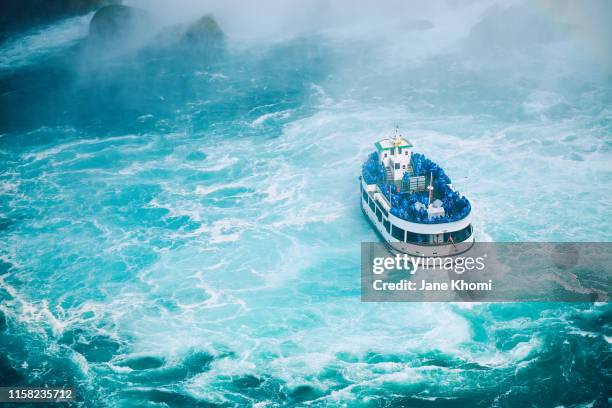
[361,178,474,257]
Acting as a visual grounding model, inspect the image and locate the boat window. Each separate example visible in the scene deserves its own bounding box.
[447,224,472,243]
[394,163,400,170]
[405,151,409,155]
[375,202,388,218]
[375,207,382,221]
[369,199,375,212]
[391,225,404,241]
[398,147,402,154]
[405,231,429,244]
[459,224,473,242]
[383,219,390,232]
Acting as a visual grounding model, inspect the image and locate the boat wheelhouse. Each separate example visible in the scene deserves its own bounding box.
[360,133,474,256]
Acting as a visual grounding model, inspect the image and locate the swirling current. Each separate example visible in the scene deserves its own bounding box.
[0,2,610,407]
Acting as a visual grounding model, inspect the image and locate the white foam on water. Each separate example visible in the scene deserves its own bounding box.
[522,90,565,118]
[193,218,250,243]
[194,71,229,81]
[22,133,143,163]
[510,337,541,361]
[0,274,68,338]
[0,13,93,70]
[195,181,247,197]
[251,109,293,127]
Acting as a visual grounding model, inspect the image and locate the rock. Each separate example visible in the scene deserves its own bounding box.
[152,15,225,54]
[88,4,152,44]
[183,15,224,48]
[464,5,562,55]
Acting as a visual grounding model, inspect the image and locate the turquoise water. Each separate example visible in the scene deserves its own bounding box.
[0,3,611,407]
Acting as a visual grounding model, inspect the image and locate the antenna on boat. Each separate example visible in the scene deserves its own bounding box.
[391,125,404,147]
[427,171,434,208]
[388,125,399,145]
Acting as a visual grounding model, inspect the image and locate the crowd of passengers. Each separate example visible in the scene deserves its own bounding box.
[362,151,471,224]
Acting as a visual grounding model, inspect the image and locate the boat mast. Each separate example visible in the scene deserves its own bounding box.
[427,171,434,208]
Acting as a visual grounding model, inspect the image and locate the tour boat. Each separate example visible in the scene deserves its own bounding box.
[360,132,474,256]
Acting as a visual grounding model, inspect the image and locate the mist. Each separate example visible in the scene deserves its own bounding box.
[1,0,610,136]
[120,0,611,69]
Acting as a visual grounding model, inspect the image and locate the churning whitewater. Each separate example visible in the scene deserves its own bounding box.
[0,1,611,406]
